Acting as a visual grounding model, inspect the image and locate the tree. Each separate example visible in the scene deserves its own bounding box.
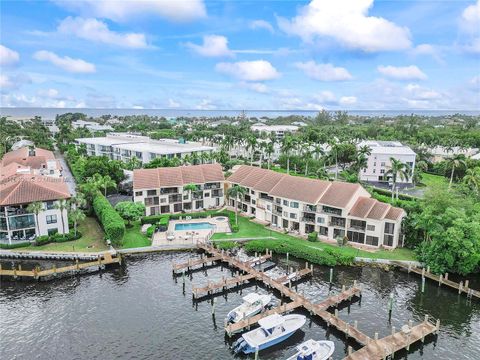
[463,167,480,194]
[183,183,198,205]
[26,202,43,236]
[55,199,69,236]
[281,135,296,174]
[69,208,86,237]
[265,141,275,169]
[245,134,257,166]
[98,175,117,197]
[226,184,247,225]
[385,158,411,200]
[125,156,142,170]
[445,154,467,189]
[115,201,146,227]
[316,167,329,180]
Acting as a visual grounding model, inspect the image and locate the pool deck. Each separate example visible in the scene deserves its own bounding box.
[152,217,231,247]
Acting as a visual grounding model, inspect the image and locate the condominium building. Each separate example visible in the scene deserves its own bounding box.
[250,124,299,139]
[227,165,405,248]
[358,140,416,184]
[133,164,225,216]
[75,133,216,164]
[0,147,70,244]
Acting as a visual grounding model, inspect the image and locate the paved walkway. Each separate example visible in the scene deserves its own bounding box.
[54,150,76,195]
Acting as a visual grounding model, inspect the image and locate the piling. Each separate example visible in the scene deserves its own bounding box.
[421,276,425,293]
[329,268,333,283]
[286,252,289,272]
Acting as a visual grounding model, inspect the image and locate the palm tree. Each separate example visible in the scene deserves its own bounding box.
[183,183,198,206]
[245,134,257,166]
[226,184,247,225]
[463,167,480,194]
[445,154,467,189]
[55,199,69,236]
[281,135,296,174]
[26,202,43,236]
[385,158,411,200]
[69,193,87,209]
[200,151,210,164]
[265,142,275,169]
[98,175,117,197]
[69,208,85,237]
[126,156,142,170]
[316,167,329,180]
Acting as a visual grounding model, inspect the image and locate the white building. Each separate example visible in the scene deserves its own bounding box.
[72,120,113,132]
[76,133,216,164]
[133,164,225,215]
[358,141,416,184]
[0,147,70,244]
[251,124,299,139]
[427,146,479,163]
[227,165,405,249]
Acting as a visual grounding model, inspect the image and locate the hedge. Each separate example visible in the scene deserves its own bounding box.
[0,241,31,249]
[34,230,83,246]
[244,239,354,267]
[93,193,125,245]
[146,225,155,238]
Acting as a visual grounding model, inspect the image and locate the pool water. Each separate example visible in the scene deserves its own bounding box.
[174,222,215,231]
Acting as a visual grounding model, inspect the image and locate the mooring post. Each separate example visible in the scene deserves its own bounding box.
[182,270,185,284]
[286,252,289,272]
[445,273,448,281]
[354,320,358,329]
[334,309,339,318]
[436,319,440,333]
[459,281,463,294]
[439,274,443,286]
[310,264,313,275]
[76,258,80,270]
[342,284,346,292]
[254,347,259,360]
[465,280,469,289]
[391,325,396,336]
[421,267,425,277]
[424,314,429,324]
[388,292,394,315]
[211,298,216,315]
[374,332,379,341]
[421,276,425,293]
[409,320,413,329]
[329,268,333,283]
[427,265,430,273]
[348,346,352,355]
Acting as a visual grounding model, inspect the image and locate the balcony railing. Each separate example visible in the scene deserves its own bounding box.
[204,183,221,190]
[272,206,283,215]
[302,217,316,224]
[168,195,183,203]
[303,205,317,213]
[348,226,366,232]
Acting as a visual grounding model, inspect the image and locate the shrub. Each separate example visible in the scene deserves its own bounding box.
[93,193,125,246]
[231,224,239,233]
[146,225,155,238]
[35,235,51,246]
[307,231,318,242]
[0,242,31,249]
[214,241,237,250]
[141,215,163,225]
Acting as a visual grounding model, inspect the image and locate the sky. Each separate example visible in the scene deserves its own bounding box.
[0,0,479,111]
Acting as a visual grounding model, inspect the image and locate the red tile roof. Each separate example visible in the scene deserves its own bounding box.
[0,174,71,206]
[1,147,55,168]
[349,197,377,218]
[349,196,405,221]
[133,164,224,190]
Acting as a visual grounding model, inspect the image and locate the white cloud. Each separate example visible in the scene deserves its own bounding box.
[168,98,180,108]
[241,82,269,93]
[250,20,274,33]
[0,75,14,89]
[339,96,357,105]
[33,50,96,73]
[195,99,217,110]
[185,35,234,57]
[470,75,480,88]
[404,84,441,100]
[377,65,427,80]
[58,17,148,49]
[37,88,59,98]
[215,60,280,81]
[0,73,31,90]
[463,37,480,54]
[459,1,480,53]
[0,45,20,66]
[54,0,207,22]
[295,61,352,81]
[277,0,411,52]
[411,44,444,64]
[313,91,337,104]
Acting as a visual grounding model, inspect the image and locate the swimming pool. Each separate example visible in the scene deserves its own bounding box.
[174,222,215,231]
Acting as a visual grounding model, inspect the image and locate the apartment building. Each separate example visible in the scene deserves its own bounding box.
[227,165,405,248]
[76,133,216,164]
[250,124,299,139]
[133,164,225,216]
[358,140,416,185]
[0,147,70,244]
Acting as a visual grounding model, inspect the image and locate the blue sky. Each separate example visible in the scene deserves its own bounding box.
[1,0,479,110]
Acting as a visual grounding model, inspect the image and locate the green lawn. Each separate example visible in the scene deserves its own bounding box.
[420,172,448,189]
[212,213,416,261]
[121,222,152,249]
[16,217,108,253]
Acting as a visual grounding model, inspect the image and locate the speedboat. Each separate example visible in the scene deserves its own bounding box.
[286,339,335,360]
[232,313,306,354]
[226,293,272,324]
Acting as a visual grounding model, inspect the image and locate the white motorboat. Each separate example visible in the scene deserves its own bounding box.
[286,339,335,360]
[233,313,306,354]
[226,293,272,324]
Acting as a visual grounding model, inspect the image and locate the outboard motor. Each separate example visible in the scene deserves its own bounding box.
[232,338,247,354]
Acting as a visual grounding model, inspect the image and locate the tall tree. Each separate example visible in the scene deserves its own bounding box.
[69,208,86,237]
[445,154,467,189]
[385,158,411,200]
[281,135,296,174]
[463,167,480,194]
[26,202,43,236]
[226,184,247,225]
[98,175,117,197]
[55,199,69,236]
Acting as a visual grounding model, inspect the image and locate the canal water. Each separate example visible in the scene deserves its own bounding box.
[1,252,479,360]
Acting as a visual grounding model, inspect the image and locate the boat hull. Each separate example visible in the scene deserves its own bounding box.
[242,330,298,354]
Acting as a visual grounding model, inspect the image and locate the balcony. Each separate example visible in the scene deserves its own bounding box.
[319,205,343,216]
[349,225,366,232]
[272,206,283,216]
[302,216,316,224]
[212,190,223,198]
[8,214,36,230]
[329,216,346,228]
[161,187,179,195]
[204,182,221,190]
[193,192,203,200]
[260,193,274,202]
[303,204,317,213]
[168,194,183,203]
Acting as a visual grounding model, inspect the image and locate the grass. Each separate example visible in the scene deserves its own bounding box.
[121,221,152,249]
[212,212,416,261]
[16,217,108,253]
[420,172,449,189]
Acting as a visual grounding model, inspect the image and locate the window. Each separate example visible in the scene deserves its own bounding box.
[135,191,143,197]
[366,224,375,231]
[383,234,394,247]
[333,229,345,239]
[317,217,325,224]
[290,213,297,219]
[204,193,210,197]
[347,230,365,244]
[46,215,57,224]
[319,226,328,236]
[373,169,376,174]
[380,169,385,174]
[384,222,395,234]
[48,228,58,236]
[321,206,342,216]
[135,151,142,158]
[283,200,288,206]
[373,162,376,166]
[252,200,256,205]
[381,162,385,166]
[366,236,379,246]
[147,190,157,196]
[290,201,299,208]
[251,190,255,195]
[266,205,271,211]
[46,201,55,210]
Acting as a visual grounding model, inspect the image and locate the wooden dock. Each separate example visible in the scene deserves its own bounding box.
[197,243,439,359]
[192,273,256,298]
[243,253,272,267]
[394,262,480,299]
[172,254,222,273]
[0,252,121,280]
[275,268,314,285]
[343,316,440,360]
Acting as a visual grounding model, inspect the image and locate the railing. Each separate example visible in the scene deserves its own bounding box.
[349,226,366,232]
[329,221,346,228]
[302,217,316,224]
[303,205,317,212]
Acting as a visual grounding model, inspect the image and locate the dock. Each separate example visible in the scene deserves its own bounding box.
[275,268,314,285]
[172,254,222,273]
[195,243,439,359]
[192,273,256,298]
[0,252,121,280]
[394,262,480,299]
